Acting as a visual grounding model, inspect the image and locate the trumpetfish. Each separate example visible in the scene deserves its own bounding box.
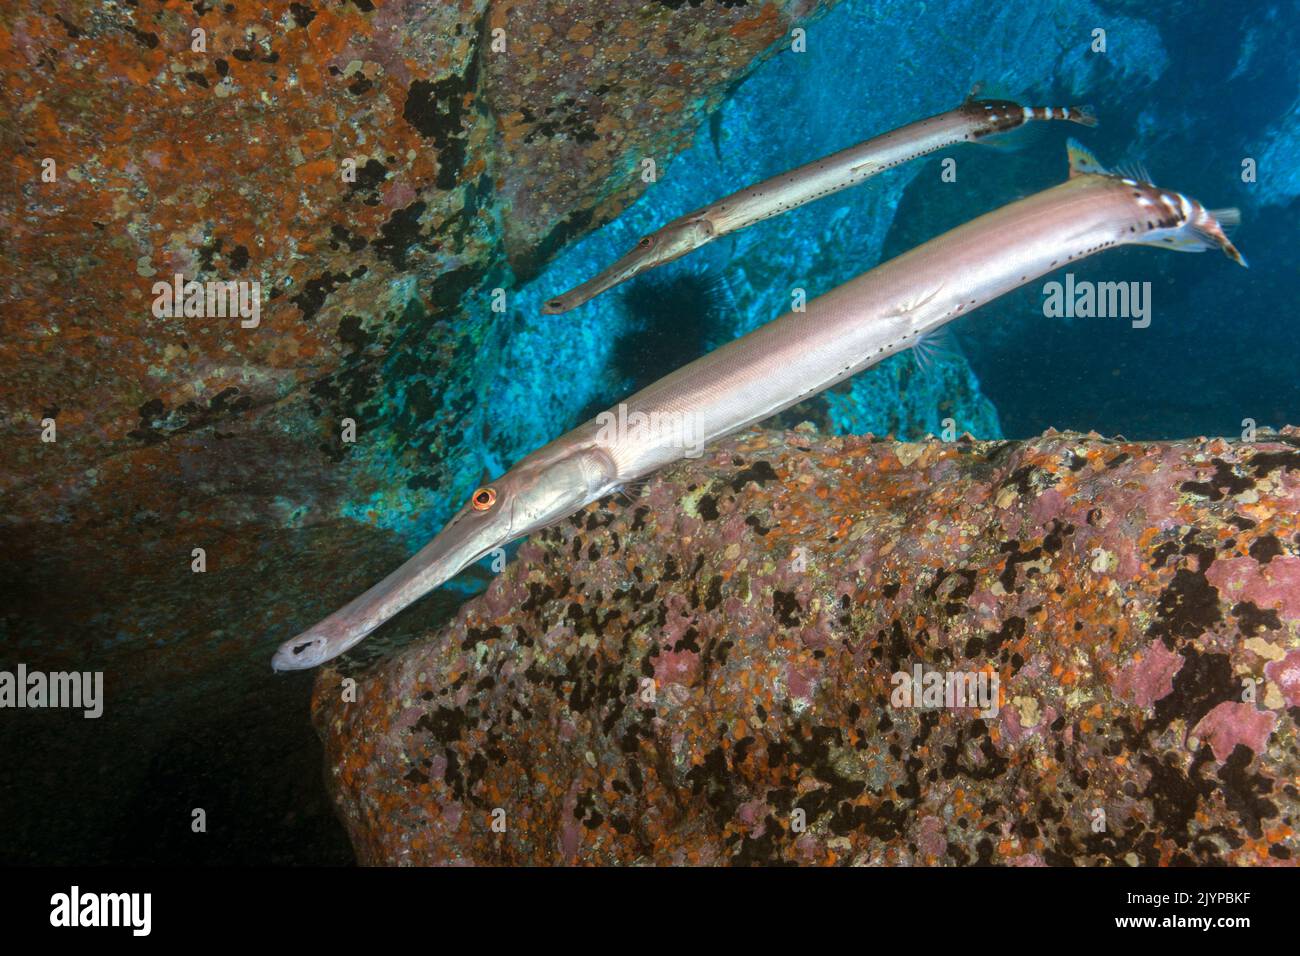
[272,141,1243,671]
[542,97,1097,314]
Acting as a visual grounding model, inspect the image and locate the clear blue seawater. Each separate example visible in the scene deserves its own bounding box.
[510,0,1299,455]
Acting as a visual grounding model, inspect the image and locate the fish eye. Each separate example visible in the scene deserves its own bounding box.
[638,236,653,248]
[471,487,497,511]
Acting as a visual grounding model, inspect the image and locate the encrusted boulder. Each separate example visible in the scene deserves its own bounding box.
[313,426,1300,865]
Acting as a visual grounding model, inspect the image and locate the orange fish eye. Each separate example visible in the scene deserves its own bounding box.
[471,487,496,511]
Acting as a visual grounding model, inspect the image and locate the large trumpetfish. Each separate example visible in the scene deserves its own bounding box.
[273,141,1242,671]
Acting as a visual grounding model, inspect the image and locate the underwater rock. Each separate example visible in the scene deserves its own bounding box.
[313,426,1300,865]
[1,0,833,696]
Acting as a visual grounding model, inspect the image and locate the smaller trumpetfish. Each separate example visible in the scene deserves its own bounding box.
[272,140,1242,672]
[542,96,1097,314]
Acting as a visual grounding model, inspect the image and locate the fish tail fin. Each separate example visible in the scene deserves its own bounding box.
[983,103,1097,152]
[1066,105,1097,127]
[1025,105,1098,127]
[1210,207,1242,235]
[1134,201,1247,268]
[1199,208,1247,267]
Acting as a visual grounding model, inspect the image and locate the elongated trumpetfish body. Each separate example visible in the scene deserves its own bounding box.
[541,97,1097,314]
[272,142,1243,671]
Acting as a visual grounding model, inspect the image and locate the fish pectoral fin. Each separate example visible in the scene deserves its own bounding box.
[980,120,1048,152]
[911,324,955,374]
[615,477,653,503]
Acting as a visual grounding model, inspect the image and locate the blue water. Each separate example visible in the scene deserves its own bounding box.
[498,0,1298,468]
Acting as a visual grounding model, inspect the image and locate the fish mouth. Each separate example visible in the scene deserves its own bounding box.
[542,246,657,314]
[542,219,710,313]
[271,633,330,672]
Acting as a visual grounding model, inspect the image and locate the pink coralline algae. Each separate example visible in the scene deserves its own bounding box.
[1193,702,1279,764]
[313,428,1300,865]
[1114,640,1185,708]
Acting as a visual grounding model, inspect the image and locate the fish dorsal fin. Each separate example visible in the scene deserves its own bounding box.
[1115,160,1152,184]
[1067,138,1109,178]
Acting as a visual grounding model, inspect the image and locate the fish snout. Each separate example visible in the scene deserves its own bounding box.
[271,631,331,672]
